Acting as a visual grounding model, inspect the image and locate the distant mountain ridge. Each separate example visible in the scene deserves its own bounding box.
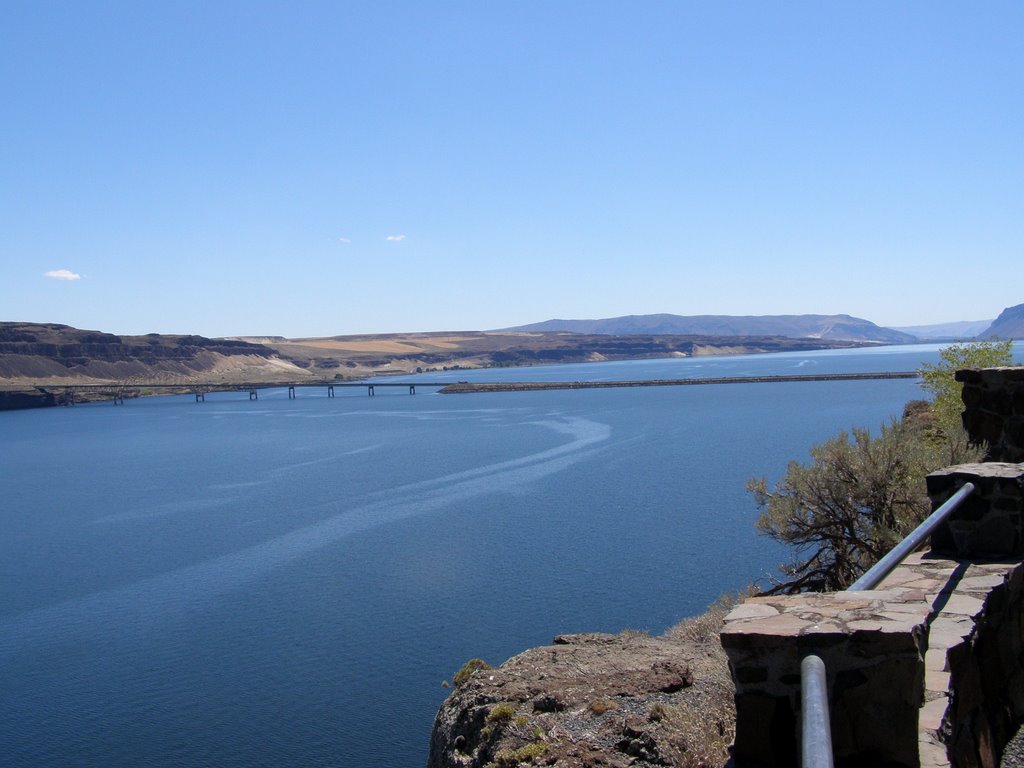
[501,314,916,344]
[890,320,994,340]
[978,304,1024,340]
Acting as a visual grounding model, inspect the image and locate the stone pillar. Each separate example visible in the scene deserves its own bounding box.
[957,367,1024,462]
[927,463,1024,558]
[721,590,930,767]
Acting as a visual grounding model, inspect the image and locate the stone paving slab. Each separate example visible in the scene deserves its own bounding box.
[877,552,1023,768]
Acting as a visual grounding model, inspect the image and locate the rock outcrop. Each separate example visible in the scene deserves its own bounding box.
[428,608,735,768]
[0,322,310,386]
[978,304,1024,340]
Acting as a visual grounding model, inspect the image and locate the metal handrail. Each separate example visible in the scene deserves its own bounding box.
[801,655,834,768]
[801,481,976,764]
[848,482,975,591]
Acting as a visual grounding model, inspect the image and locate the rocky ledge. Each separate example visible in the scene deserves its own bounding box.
[427,607,735,768]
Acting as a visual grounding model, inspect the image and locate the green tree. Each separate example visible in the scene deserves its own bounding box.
[749,408,982,593]
[918,339,1014,438]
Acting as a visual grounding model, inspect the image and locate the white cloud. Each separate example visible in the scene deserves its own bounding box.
[385,234,406,242]
[44,269,81,281]
[338,237,351,244]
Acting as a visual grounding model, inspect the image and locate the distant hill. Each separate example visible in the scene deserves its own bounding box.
[890,319,994,340]
[0,322,311,384]
[501,314,916,344]
[978,304,1024,340]
[0,322,875,395]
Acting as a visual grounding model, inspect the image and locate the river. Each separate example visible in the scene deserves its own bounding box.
[1,343,1019,767]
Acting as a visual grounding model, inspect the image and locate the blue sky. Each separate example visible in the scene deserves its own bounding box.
[2,2,1021,337]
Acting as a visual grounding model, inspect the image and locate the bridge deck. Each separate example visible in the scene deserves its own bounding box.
[22,371,920,404]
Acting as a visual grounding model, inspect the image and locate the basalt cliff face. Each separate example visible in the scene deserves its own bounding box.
[0,322,311,385]
[978,303,1024,340]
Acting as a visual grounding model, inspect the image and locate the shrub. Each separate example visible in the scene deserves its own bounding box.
[918,339,1013,438]
[486,703,516,723]
[648,702,669,722]
[750,408,982,593]
[452,658,491,687]
[491,741,548,767]
[588,698,619,715]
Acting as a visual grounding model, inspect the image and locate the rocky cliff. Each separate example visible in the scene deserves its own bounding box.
[0,322,311,384]
[978,303,1024,340]
[1,322,875,387]
[428,604,735,768]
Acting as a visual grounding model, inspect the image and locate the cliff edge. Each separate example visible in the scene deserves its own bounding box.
[427,605,734,768]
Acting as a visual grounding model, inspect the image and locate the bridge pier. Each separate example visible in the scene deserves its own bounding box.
[288,386,296,399]
[409,385,416,395]
[327,385,335,398]
[195,391,205,402]
[64,388,75,406]
[113,390,124,405]
[249,389,258,400]
[368,385,375,397]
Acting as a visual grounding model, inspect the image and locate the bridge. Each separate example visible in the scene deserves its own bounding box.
[33,371,920,405]
[42,380,453,405]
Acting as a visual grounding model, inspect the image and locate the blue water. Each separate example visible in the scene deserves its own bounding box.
[1,344,1018,767]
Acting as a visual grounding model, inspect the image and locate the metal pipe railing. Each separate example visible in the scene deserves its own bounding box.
[801,654,835,768]
[847,482,975,591]
[800,480,976,764]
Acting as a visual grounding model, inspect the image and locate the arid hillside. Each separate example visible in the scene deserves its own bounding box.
[0,323,312,385]
[251,331,868,378]
[2,322,872,392]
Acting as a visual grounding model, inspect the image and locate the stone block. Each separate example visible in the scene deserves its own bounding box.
[722,588,929,767]
[958,367,1024,461]
[1013,389,1024,416]
[961,410,1004,446]
[731,693,796,768]
[956,369,984,385]
[928,464,1024,558]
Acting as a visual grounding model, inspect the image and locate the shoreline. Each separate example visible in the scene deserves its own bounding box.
[0,371,921,411]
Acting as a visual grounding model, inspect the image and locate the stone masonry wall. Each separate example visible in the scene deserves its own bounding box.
[721,587,929,767]
[928,463,1024,559]
[957,367,1024,463]
[723,462,1024,767]
[942,560,1024,768]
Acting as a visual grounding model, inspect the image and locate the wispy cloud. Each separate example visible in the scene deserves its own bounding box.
[385,234,406,242]
[338,237,351,244]
[44,269,81,281]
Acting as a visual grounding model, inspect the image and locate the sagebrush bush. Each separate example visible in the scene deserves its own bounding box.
[452,658,491,687]
[486,703,516,723]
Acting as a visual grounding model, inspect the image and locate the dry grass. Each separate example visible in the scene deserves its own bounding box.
[588,698,620,716]
[452,658,492,687]
[487,703,516,723]
[659,592,752,768]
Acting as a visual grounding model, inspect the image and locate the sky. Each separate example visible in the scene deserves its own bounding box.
[2,2,1021,338]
